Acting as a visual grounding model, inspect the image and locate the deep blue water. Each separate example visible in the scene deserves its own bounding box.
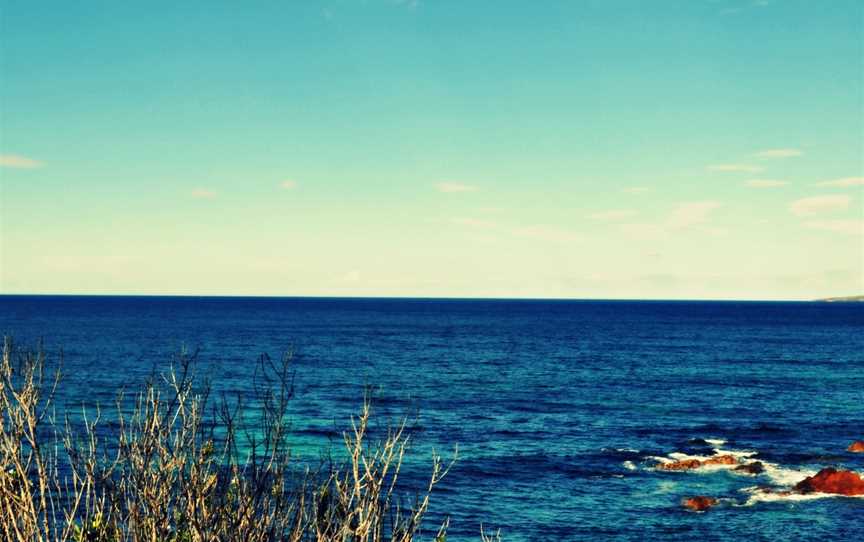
[1,295,863,540]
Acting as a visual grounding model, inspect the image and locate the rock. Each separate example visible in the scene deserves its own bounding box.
[682,496,717,512]
[753,486,793,497]
[658,454,738,471]
[659,459,703,471]
[734,461,765,475]
[847,441,864,453]
[794,468,864,496]
[702,454,738,466]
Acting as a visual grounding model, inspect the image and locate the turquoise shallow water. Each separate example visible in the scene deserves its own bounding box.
[1,296,863,540]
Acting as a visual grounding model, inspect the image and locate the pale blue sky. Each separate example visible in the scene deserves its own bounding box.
[1,0,862,299]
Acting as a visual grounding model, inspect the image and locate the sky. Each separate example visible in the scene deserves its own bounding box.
[0,0,862,300]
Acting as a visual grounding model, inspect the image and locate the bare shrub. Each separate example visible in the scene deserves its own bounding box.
[0,338,472,542]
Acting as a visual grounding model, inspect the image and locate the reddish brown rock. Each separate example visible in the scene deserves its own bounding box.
[659,459,703,471]
[703,454,738,466]
[847,441,864,453]
[659,454,739,471]
[794,468,864,496]
[682,496,717,512]
[734,461,765,475]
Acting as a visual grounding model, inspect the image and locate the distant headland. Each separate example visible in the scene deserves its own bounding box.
[816,295,864,302]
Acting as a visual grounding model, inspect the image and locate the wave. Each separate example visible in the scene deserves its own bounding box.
[595,437,864,513]
[599,446,651,462]
[761,463,818,487]
[650,446,757,474]
[644,438,864,509]
[740,485,864,506]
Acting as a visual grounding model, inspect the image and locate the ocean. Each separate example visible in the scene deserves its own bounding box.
[1,295,862,540]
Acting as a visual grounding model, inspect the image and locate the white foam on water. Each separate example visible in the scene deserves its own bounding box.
[692,463,741,474]
[713,447,757,459]
[653,446,757,473]
[742,490,831,505]
[622,461,636,471]
[667,452,712,462]
[602,447,641,454]
[761,463,817,487]
[662,441,756,463]
[647,439,864,508]
[648,455,675,465]
[739,486,864,506]
[705,438,726,447]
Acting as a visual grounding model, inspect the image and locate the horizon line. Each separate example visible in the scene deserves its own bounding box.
[1,292,858,303]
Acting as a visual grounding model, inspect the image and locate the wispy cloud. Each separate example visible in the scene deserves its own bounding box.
[815,177,864,188]
[280,180,298,189]
[619,223,667,242]
[804,220,864,235]
[754,148,802,159]
[746,179,788,188]
[708,164,764,173]
[622,186,650,195]
[452,216,582,243]
[803,219,864,236]
[191,189,217,199]
[789,195,850,216]
[619,201,722,241]
[341,270,361,282]
[451,217,496,228]
[666,201,722,230]
[436,182,477,193]
[512,225,582,243]
[0,154,42,168]
[587,210,636,221]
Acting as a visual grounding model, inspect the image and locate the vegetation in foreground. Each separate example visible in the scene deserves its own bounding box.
[0,339,499,542]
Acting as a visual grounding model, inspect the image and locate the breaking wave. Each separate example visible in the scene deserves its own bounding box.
[643,439,864,508]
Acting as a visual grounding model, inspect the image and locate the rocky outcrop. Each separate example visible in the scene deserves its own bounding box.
[794,468,864,496]
[847,441,864,453]
[682,496,717,512]
[734,461,765,475]
[660,458,702,471]
[703,454,738,466]
[659,454,738,471]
